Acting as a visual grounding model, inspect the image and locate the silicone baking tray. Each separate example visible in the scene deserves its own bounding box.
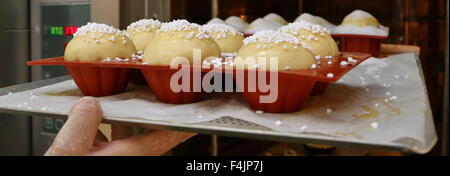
[129,69,148,85]
[28,58,141,97]
[140,66,205,104]
[66,66,130,97]
[310,56,340,95]
[230,53,369,113]
[28,58,209,104]
[332,34,388,57]
[27,52,370,111]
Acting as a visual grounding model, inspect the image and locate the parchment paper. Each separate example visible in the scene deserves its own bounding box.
[0,53,436,150]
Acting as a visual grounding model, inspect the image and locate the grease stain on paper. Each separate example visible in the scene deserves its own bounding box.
[45,89,83,97]
[352,106,379,119]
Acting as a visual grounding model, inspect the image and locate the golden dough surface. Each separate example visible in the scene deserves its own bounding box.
[235,30,315,71]
[203,23,244,53]
[279,21,339,58]
[64,23,136,62]
[126,19,161,52]
[143,20,221,65]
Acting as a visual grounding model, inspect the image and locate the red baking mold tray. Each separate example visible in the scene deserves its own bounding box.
[27,58,205,104]
[129,69,148,85]
[28,57,136,97]
[27,52,370,112]
[332,34,387,57]
[140,66,205,104]
[235,70,317,113]
[67,66,130,97]
[311,55,344,95]
[228,52,370,113]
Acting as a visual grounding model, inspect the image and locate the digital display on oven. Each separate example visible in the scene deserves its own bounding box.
[41,2,90,80]
[48,26,79,36]
[39,2,90,136]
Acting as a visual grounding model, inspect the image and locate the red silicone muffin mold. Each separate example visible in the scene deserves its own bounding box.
[311,55,343,95]
[332,34,387,57]
[311,82,330,95]
[67,66,130,97]
[28,57,132,97]
[129,69,148,85]
[231,52,370,113]
[27,52,370,112]
[140,67,204,104]
[235,70,317,113]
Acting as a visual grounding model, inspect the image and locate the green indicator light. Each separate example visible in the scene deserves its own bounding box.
[50,26,63,36]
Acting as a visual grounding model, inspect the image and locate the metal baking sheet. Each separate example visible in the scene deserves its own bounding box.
[0,54,437,154]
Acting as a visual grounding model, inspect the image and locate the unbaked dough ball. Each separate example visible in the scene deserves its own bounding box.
[64,22,136,61]
[244,18,282,34]
[207,18,226,25]
[341,10,380,27]
[143,19,221,65]
[263,13,288,25]
[279,20,339,58]
[234,30,315,71]
[333,10,388,36]
[203,23,244,53]
[225,16,249,31]
[126,19,161,52]
[294,13,336,30]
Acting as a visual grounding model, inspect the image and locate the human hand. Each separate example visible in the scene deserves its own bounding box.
[45,97,196,156]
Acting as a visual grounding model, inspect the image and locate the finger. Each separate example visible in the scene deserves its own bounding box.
[90,130,109,153]
[90,130,196,156]
[45,97,103,156]
[90,141,109,153]
[111,124,134,140]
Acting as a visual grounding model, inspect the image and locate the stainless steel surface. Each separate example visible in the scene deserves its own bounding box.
[31,0,90,81]
[30,0,43,82]
[0,114,31,156]
[32,116,57,155]
[0,31,30,87]
[0,0,31,156]
[0,0,29,29]
[0,77,71,155]
[120,0,170,29]
[0,30,30,155]
[30,0,91,155]
[120,0,147,29]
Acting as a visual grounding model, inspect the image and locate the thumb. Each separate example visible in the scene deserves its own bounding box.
[45,97,103,156]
